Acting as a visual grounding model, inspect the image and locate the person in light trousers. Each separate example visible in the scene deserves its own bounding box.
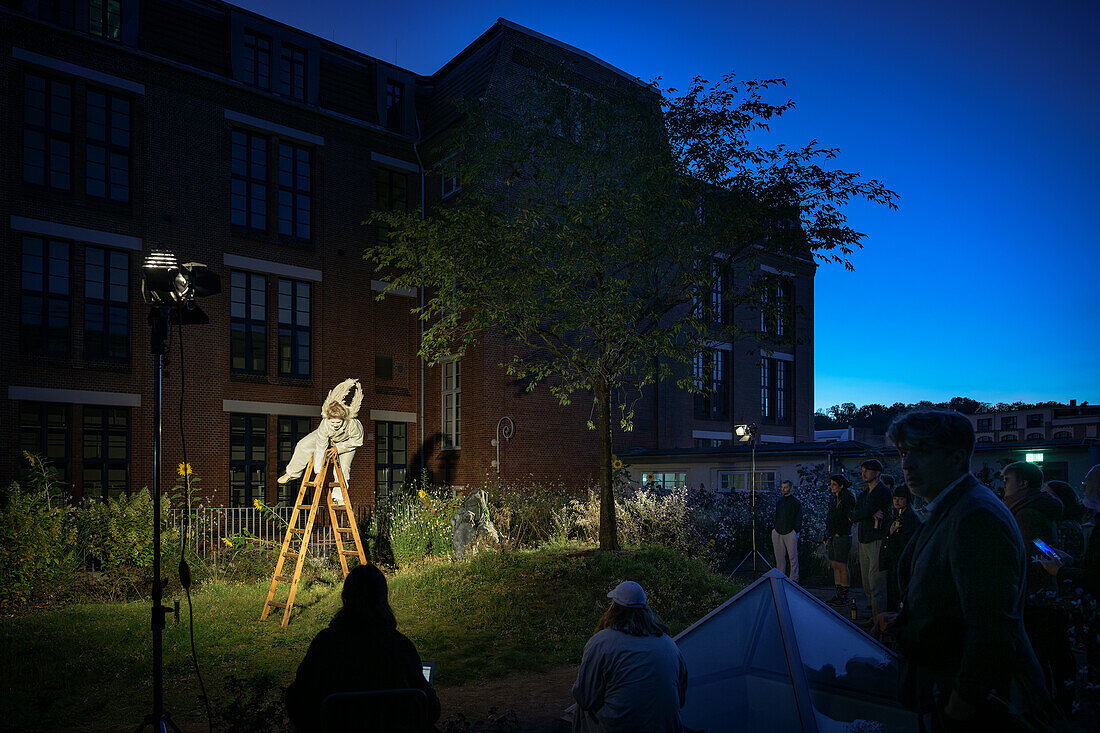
[771,480,802,582]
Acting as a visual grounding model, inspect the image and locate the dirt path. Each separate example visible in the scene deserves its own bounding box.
[436,665,577,732]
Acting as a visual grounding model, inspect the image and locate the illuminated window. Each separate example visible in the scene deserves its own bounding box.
[442,360,461,449]
[88,0,122,41]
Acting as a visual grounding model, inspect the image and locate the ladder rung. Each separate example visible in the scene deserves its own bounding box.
[336,526,353,533]
[288,528,305,535]
[285,552,300,559]
[274,575,293,583]
[267,601,287,609]
[295,504,311,510]
[340,549,360,556]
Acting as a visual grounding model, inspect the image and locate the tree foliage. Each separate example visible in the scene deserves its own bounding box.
[367,67,897,549]
[813,397,1082,434]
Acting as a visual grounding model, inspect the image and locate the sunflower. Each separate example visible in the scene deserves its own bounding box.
[253,499,263,510]
[222,538,232,547]
[612,457,623,470]
[177,462,193,477]
[418,489,427,499]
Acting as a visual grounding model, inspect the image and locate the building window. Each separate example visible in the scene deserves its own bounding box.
[277,142,311,240]
[441,156,460,198]
[277,415,312,504]
[231,129,268,231]
[718,471,777,493]
[375,355,394,380]
[442,360,461,449]
[1053,430,1071,439]
[21,237,70,356]
[977,436,993,443]
[693,348,729,420]
[243,30,271,90]
[230,271,267,373]
[1001,416,1017,430]
[375,421,407,504]
[38,0,77,28]
[694,438,731,448]
[385,81,404,132]
[85,89,131,201]
[84,247,129,361]
[88,0,122,41]
[279,43,307,101]
[761,358,791,424]
[1026,414,1043,428]
[375,168,408,239]
[761,276,793,336]
[1026,432,1043,440]
[24,73,72,191]
[642,472,688,491]
[230,414,266,506]
[1001,434,1018,442]
[709,262,725,326]
[277,278,310,377]
[976,417,992,432]
[82,407,128,500]
[19,402,70,483]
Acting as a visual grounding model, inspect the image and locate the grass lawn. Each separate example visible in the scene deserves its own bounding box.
[0,544,736,731]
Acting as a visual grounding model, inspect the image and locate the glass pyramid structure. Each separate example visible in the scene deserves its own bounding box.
[675,569,918,732]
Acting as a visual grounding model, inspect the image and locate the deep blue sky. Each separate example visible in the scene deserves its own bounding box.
[235,0,1099,410]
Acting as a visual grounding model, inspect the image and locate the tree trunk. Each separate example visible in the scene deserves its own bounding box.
[596,383,620,551]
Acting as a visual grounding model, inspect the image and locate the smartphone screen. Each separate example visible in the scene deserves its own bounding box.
[1032,538,1058,559]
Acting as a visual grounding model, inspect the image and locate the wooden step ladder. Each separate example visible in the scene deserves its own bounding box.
[261,446,367,627]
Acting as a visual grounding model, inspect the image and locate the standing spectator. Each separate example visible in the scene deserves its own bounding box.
[879,410,1051,731]
[1003,462,1063,549]
[850,458,892,623]
[879,483,922,613]
[823,474,855,606]
[286,564,441,733]
[1043,480,1085,561]
[571,581,688,733]
[771,480,802,583]
[1042,465,1100,597]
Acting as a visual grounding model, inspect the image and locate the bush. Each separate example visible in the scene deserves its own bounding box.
[386,488,462,567]
[70,488,178,571]
[0,475,77,609]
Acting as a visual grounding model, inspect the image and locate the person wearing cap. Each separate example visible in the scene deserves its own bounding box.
[570,581,688,732]
[879,482,922,613]
[849,458,892,623]
[823,474,855,606]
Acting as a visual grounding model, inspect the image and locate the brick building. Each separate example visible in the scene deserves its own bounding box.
[1,1,815,508]
[967,400,1100,444]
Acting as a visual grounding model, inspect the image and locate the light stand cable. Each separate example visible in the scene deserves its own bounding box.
[176,316,213,733]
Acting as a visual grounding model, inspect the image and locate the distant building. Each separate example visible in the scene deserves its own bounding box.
[967,401,1100,444]
[1,1,815,507]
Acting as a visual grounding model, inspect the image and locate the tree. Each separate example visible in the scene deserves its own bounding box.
[368,68,897,550]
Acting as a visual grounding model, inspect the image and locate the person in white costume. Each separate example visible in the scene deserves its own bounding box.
[278,379,364,505]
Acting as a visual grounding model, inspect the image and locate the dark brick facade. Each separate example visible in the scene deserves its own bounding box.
[1,2,815,507]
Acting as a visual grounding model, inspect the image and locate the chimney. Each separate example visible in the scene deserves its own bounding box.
[1070,399,1077,407]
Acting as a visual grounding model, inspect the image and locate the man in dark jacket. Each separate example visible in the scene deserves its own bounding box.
[879,410,1052,732]
[850,459,892,622]
[771,480,802,582]
[1003,461,1063,548]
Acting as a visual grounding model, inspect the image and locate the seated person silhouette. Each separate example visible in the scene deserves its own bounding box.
[286,564,441,732]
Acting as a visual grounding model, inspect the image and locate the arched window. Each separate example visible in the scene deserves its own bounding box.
[1053,430,1071,439]
[977,436,992,443]
[1026,433,1043,440]
[1001,434,1018,442]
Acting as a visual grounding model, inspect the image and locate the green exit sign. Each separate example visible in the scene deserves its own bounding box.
[1025,453,1044,463]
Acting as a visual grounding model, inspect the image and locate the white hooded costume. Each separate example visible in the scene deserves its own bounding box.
[281,379,364,504]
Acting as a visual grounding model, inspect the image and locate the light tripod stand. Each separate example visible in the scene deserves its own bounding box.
[730,423,772,579]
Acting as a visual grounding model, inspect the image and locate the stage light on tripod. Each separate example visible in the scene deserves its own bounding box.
[735,423,757,443]
[141,247,221,325]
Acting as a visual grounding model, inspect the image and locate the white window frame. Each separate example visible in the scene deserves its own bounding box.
[440,154,460,199]
[441,358,460,450]
[717,470,777,493]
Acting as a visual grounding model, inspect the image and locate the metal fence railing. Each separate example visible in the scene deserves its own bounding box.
[169,506,368,561]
